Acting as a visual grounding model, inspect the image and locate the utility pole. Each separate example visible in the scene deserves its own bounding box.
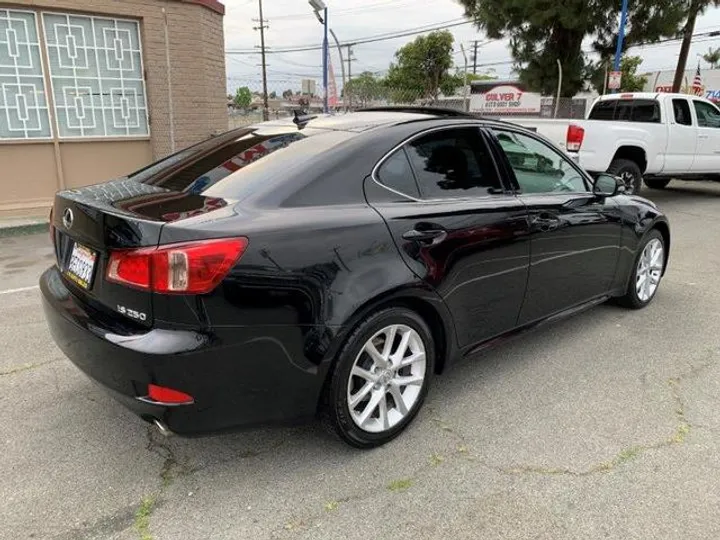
[673,0,701,93]
[253,0,269,121]
[472,40,479,75]
[345,44,355,109]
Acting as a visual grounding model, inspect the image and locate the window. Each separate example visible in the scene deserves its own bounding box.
[588,99,660,123]
[673,99,692,126]
[0,9,52,139]
[494,130,588,194]
[631,99,661,123]
[588,100,615,120]
[615,100,632,121]
[404,128,502,199]
[693,100,720,128]
[376,149,420,198]
[42,12,148,138]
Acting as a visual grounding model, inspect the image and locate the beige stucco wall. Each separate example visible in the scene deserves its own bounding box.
[0,0,226,219]
[60,141,153,188]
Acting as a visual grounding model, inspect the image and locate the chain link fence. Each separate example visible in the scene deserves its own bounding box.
[227,80,593,130]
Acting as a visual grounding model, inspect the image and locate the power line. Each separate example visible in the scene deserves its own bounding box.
[268,0,416,21]
[226,19,471,55]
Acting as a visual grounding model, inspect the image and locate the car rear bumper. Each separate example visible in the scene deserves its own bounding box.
[40,266,328,434]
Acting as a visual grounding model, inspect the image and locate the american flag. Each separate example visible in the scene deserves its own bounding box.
[692,62,703,96]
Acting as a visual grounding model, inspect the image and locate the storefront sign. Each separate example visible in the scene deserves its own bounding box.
[470,85,542,115]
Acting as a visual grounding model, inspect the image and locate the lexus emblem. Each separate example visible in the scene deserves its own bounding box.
[62,208,74,229]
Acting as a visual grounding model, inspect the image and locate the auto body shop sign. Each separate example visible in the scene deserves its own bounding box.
[470,84,542,115]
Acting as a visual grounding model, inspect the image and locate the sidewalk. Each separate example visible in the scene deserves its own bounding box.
[0,217,49,238]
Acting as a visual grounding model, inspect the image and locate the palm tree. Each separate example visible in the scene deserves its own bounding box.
[702,47,720,69]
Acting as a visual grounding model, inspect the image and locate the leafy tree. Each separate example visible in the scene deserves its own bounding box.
[589,56,648,94]
[458,0,689,96]
[234,86,252,109]
[466,72,497,82]
[269,91,277,99]
[384,30,463,103]
[282,89,294,99]
[345,72,384,106]
[703,47,720,69]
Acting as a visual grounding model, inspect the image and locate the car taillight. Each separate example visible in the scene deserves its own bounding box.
[106,237,247,294]
[566,124,585,152]
[147,383,194,405]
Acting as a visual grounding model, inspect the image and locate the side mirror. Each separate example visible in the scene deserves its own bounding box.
[593,173,621,197]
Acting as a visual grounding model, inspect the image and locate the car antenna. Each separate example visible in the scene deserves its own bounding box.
[293,109,317,130]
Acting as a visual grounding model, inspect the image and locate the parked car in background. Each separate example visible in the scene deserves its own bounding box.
[41,108,670,448]
[515,93,720,194]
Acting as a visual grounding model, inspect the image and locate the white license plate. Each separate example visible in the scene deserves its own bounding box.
[65,243,97,289]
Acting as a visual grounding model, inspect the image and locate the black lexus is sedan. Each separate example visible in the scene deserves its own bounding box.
[41,108,670,448]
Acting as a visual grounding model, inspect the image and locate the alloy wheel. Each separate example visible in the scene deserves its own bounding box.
[346,324,427,433]
[620,171,637,194]
[636,238,664,302]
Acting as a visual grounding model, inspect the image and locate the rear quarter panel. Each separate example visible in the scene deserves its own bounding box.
[576,120,668,174]
[158,204,442,364]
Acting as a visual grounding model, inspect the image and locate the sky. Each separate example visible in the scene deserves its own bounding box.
[223,0,720,94]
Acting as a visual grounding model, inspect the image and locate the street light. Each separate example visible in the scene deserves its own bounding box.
[309,0,329,113]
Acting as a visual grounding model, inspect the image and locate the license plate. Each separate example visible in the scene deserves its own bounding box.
[65,243,97,290]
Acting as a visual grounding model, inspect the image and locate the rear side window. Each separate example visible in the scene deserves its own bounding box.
[589,99,660,123]
[673,99,693,125]
[376,149,421,198]
[404,128,502,199]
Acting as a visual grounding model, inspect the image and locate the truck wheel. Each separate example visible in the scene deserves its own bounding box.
[644,178,671,190]
[608,159,643,195]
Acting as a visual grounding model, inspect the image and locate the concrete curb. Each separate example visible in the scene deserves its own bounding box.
[0,221,49,239]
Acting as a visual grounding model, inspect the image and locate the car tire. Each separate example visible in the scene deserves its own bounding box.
[644,177,671,190]
[616,229,666,309]
[608,159,643,195]
[322,307,435,448]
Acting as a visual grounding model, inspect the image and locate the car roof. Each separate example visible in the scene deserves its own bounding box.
[255,110,440,133]
[253,108,528,134]
[593,92,709,102]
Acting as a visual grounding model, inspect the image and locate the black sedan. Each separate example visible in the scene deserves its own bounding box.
[41,108,669,448]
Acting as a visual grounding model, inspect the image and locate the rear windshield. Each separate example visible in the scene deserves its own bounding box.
[128,126,356,200]
[588,99,661,123]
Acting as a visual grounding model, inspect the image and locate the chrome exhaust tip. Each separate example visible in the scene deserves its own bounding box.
[153,419,173,437]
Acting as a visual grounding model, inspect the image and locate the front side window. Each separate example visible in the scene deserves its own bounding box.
[494,130,588,194]
[693,100,720,128]
[42,13,149,138]
[404,127,502,199]
[673,99,692,126]
[0,9,52,139]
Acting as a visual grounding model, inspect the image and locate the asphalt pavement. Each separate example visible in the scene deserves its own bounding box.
[2,181,720,540]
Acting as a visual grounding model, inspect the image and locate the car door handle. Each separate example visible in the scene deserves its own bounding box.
[531,213,561,232]
[402,227,447,245]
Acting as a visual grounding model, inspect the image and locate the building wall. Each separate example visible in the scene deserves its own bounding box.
[0,0,226,218]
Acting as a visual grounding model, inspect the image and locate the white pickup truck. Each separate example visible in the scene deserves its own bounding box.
[514,92,720,194]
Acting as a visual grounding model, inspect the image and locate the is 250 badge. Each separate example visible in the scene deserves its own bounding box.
[117,305,147,321]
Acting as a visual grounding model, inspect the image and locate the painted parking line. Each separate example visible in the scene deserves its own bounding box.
[0,285,40,295]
